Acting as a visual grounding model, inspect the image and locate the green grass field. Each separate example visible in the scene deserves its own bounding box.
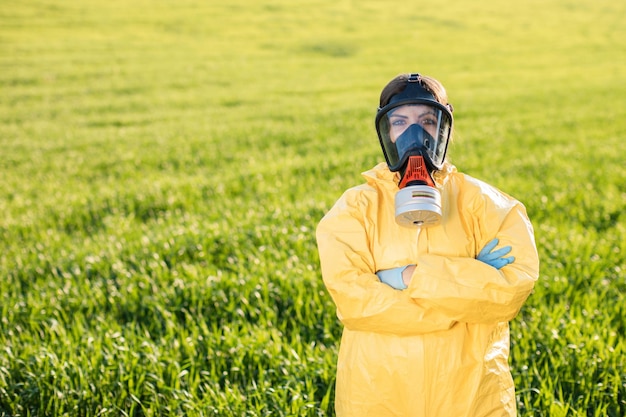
[1,0,625,415]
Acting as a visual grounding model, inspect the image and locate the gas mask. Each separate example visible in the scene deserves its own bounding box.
[375,74,453,227]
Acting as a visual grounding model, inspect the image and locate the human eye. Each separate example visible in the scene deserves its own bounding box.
[420,116,437,126]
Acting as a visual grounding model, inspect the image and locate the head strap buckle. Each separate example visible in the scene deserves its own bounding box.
[407,73,422,83]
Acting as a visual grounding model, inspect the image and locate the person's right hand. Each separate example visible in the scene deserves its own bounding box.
[476,238,515,269]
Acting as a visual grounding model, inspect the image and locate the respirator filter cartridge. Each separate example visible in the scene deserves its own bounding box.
[395,184,442,227]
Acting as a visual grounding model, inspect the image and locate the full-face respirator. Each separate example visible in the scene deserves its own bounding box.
[375,74,453,227]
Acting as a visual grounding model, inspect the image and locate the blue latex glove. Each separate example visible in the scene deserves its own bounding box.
[376,266,410,290]
[477,238,515,269]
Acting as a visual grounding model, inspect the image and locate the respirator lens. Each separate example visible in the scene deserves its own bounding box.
[376,103,452,172]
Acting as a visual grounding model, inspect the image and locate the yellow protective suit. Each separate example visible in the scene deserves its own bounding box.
[316,162,539,417]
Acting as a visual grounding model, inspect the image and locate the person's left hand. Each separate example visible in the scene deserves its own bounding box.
[477,238,515,269]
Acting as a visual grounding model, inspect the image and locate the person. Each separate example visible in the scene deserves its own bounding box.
[316,72,540,416]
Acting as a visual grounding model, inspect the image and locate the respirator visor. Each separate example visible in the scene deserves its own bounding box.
[376,103,452,172]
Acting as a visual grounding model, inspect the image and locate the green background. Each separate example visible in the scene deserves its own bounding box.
[1,0,625,415]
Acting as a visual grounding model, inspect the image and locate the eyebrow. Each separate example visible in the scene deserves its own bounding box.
[389,110,436,118]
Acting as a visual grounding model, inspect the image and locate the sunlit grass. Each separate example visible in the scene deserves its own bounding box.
[1,0,625,415]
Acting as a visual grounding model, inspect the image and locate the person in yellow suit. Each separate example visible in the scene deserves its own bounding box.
[316,73,540,416]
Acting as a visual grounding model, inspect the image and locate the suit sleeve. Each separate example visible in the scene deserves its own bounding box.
[316,190,456,336]
[407,188,540,324]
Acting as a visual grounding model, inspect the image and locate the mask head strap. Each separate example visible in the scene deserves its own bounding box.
[385,74,438,108]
